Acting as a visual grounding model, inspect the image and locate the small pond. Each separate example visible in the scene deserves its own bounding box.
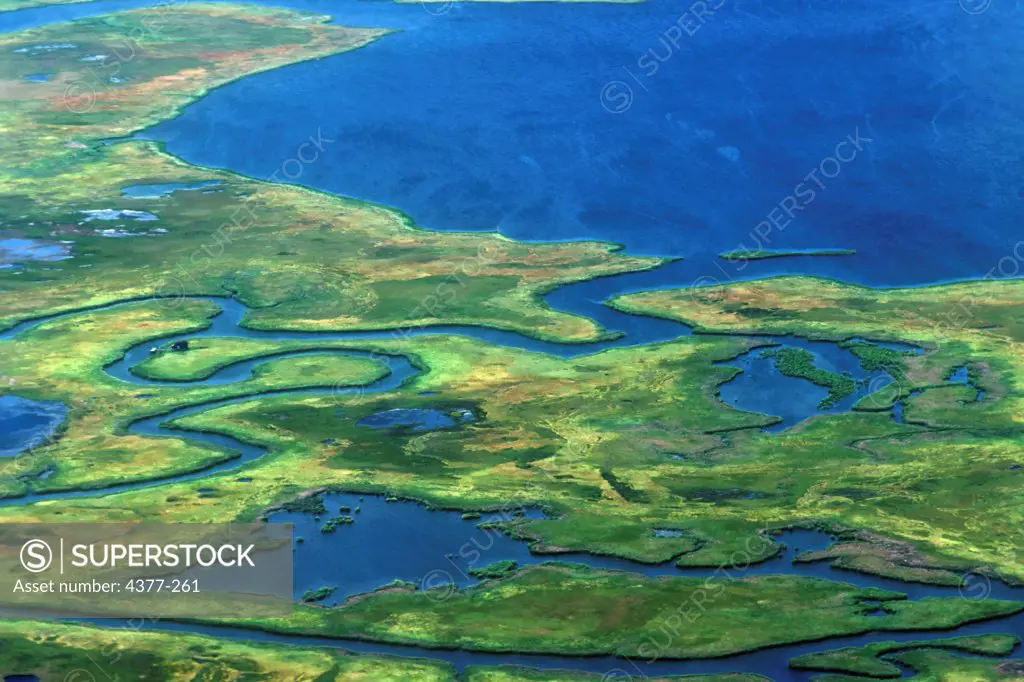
[716,337,930,432]
[946,365,984,401]
[357,407,475,432]
[718,338,901,431]
[719,348,833,431]
[0,238,71,268]
[891,365,985,424]
[0,395,67,457]
[121,181,221,198]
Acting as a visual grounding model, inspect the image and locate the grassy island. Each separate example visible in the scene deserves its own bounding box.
[719,249,856,261]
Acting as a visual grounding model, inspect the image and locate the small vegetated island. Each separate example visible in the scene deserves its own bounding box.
[719,248,857,261]
[0,2,1021,681]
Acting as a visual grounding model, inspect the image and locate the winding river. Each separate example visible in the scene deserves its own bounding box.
[2,291,1022,681]
[1,288,900,504]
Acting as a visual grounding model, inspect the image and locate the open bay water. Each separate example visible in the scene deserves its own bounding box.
[3,0,1023,286]
[129,0,1024,287]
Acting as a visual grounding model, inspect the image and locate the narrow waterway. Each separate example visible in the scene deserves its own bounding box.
[1,293,1020,680]
[1,291,908,508]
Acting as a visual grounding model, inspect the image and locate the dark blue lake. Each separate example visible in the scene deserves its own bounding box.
[135,0,1024,288]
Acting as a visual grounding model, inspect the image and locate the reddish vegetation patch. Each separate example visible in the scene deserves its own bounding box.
[797,530,966,584]
[996,661,1024,675]
[342,584,416,607]
[597,595,643,629]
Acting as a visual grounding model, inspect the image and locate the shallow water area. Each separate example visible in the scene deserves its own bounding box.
[120,0,1024,291]
[0,293,1020,675]
[356,406,475,432]
[0,395,66,457]
[121,181,221,198]
[718,339,897,431]
[275,493,552,601]
[123,524,1024,681]
[0,238,71,268]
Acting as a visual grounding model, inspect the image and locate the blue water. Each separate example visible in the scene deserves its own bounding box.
[90,515,1024,682]
[357,406,474,431]
[0,296,899,506]
[276,492,551,601]
[719,348,831,430]
[121,181,221,198]
[946,365,985,401]
[0,395,66,457]
[2,0,1021,290]
[0,238,71,267]
[949,366,970,384]
[276,491,1024,605]
[0,300,1018,678]
[119,0,1024,290]
[719,338,900,431]
[890,362,987,423]
[2,296,1011,680]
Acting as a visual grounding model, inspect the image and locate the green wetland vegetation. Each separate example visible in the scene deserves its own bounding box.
[0,3,1022,681]
[761,347,856,408]
[789,634,1020,677]
[718,249,857,261]
[222,566,1021,659]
